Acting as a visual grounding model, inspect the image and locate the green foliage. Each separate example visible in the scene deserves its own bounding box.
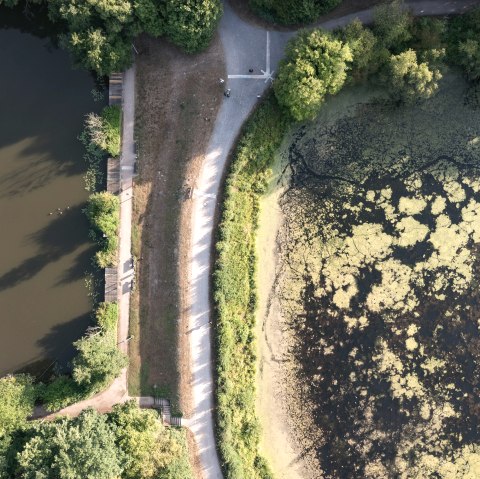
[373,0,413,51]
[41,376,84,413]
[72,332,128,394]
[457,38,480,81]
[274,29,352,121]
[134,0,165,37]
[249,0,340,25]
[82,106,121,158]
[0,375,37,437]
[85,191,120,268]
[214,95,290,478]
[389,49,442,102]
[336,19,379,81]
[101,105,122,157]
[109,401,192,479]
[96,302,119,332]
[18,409,123,479]
[163,0,223,53]
[446,8,480,81]
[411,17,446,51]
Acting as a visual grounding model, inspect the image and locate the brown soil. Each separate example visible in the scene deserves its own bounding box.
[228,0,385,31]
[129,33,225,477]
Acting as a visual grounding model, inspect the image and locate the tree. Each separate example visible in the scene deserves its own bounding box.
[72,332,128,394]
[458,39,480,81]
[373,0,413,51]
[274,29,352,121]
[18,409,123,479]
[163,0,223,53]
[388,49,442,102]
[336,19,378,81]
[109,401,182,479]
[0,375,37,437]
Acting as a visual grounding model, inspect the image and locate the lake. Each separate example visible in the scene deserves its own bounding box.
[0,25,104,376]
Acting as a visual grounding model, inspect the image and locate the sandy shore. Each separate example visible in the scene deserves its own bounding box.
[255,146,309,479]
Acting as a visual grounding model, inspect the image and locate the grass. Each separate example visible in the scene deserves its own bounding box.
[213,94,290,479]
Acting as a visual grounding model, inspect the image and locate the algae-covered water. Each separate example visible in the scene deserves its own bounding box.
[276,73,480,478]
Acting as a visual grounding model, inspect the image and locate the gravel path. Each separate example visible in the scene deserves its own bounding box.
[186,1,480,478]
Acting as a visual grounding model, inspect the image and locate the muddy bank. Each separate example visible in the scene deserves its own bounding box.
[257,74,480,478]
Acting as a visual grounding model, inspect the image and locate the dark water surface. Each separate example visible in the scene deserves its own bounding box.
[0,28,102,376]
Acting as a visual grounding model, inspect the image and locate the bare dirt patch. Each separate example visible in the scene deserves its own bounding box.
[128,30,225,444]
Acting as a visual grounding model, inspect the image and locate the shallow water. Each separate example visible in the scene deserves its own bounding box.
[0,27,103,376]
[276,75,480,478]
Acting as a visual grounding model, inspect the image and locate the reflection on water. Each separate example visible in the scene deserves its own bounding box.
[0,28,104,376]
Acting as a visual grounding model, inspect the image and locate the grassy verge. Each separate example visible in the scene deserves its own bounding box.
[213,94,290,479]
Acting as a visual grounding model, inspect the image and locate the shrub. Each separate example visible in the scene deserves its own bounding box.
[95,302,118,332]
[41,376,85,412]
[0,375,38,436]
[100,105,121,157]
[373,0,413,51]
[72,331,128,395]
[249,0,340,25]
[336,19,379,81]
[388,49,442,102]
[274,29,352,121]
[163,0,223,53]
[214,95,290,478]
[84,192,120,268]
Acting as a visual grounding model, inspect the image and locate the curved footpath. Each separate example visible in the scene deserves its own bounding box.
[186,0,479,478]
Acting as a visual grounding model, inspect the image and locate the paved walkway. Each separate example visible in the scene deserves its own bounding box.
[186,0,479,477]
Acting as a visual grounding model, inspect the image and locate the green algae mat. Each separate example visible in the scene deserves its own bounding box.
[277,73,480,478]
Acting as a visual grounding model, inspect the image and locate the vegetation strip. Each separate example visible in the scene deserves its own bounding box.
[213,95,290,479]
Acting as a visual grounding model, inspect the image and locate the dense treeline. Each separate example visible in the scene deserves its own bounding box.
[249,0,340,25]
[274,1,480,121]
[0,0,222,75]
[0,400,191,479]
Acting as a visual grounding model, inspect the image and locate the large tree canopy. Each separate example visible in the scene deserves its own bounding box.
[18,409,123,479]
[274,29,352,121]
[0,0,222,75]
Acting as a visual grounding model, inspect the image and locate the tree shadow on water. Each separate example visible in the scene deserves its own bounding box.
[0,205,90,291]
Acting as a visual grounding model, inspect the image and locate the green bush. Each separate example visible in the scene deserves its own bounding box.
[72,331,128,395]
[213,95,290,479]
[249,0,340,25]
[447,6,480,82]
[373,0,413,51]
[95,302,119,332]
[101,105,121,157]
[164,0,223,53]
[388,49,442,102]
[335,19,379,82]
[0,375,38,436]
[41,376,85,412]
[274,29,352,121]
[85,192,120,268]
